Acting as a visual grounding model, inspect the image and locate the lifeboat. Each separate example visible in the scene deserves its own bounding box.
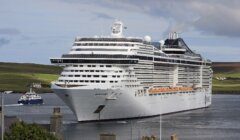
[148,86,193,94]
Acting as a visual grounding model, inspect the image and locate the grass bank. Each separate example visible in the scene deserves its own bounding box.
[0,62,61,93]
[212,62,240,94]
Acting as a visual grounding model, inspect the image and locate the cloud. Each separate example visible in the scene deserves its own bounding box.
[0,28,21,36]
[192,1,240,37]
[0,38,10,47]
[92,12,114,20]
[76,0,240,38]
[192,45,240,61]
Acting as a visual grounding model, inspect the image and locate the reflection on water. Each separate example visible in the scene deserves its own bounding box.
[4,94,240,140]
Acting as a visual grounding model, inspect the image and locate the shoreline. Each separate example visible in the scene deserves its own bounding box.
[213,91,240,95]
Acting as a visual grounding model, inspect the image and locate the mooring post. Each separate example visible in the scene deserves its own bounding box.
[100,133,116,140]
[0,106,3,140]
[171,134,178,140]
[141,135,157,140]
[50,107,63,140]
[150,135,157,140]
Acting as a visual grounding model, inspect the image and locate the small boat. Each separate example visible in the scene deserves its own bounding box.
[18,87,43,105]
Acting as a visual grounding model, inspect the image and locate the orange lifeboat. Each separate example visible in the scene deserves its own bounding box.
[148,86,194,94]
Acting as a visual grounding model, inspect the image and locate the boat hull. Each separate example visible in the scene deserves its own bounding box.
[18,99,43,105]
[52,84,212,122]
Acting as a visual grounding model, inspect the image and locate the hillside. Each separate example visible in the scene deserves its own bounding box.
[0,62,240,93]
[212,62,240,94]
[0,62,62,93]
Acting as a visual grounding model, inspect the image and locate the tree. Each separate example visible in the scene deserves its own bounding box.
[4,121,58,140]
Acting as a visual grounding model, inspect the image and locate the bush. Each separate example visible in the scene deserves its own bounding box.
[4,121,58,140]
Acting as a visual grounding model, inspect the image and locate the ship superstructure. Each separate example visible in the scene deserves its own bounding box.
[50,21,212,121]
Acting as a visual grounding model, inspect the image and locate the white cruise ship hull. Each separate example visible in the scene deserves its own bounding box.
[52,84,211,122]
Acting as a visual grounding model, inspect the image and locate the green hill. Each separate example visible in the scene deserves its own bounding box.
[212,62,240,94]
[0,62,62,93]
[0,62,239,93]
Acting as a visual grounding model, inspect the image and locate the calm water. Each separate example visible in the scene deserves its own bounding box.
[3,94,240,140]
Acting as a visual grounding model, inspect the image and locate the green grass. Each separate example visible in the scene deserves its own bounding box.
[0,72,59,93]
[0,62,61,93]
[212,62,240,93]
[33,73,59,83]
[0,62,61,74]
[212,73,240,93]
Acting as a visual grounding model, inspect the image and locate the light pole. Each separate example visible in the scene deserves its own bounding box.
[160,93,162,140]
[1,91,12,140]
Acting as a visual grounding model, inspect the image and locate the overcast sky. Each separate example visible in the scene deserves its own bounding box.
[0,0,239,64]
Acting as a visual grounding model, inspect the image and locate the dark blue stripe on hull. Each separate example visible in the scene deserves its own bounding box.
[18,99,43,105]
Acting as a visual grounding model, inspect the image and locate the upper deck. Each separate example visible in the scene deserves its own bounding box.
[50,21,211,66]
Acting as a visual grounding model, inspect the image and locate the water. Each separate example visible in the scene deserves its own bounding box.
[3,94,240,140]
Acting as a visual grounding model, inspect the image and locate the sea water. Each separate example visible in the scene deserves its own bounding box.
[3,94,240,140]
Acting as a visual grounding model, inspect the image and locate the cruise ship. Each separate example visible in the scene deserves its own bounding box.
[50,21,212,122]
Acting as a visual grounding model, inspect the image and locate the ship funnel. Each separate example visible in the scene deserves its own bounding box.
[111,20,124,38]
